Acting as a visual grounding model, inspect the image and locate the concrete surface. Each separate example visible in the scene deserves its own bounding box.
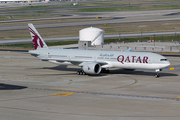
[1,9,180,31]
[0,51,180,120]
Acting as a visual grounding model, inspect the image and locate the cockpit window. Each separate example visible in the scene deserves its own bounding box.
[160,59,167,61]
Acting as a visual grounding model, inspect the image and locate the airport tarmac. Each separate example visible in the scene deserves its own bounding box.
[0,50,180,120]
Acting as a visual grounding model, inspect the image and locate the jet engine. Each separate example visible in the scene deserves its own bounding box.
[82,62,101,75]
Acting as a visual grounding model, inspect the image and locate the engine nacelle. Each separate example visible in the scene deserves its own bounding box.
[82,62,101,75]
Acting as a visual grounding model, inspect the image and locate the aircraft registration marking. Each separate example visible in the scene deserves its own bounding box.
[50,93,76,96]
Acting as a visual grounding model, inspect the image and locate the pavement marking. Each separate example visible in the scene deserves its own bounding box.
[50,93,76,96]
[91,76,138,91]
[176,96,180,98]
[170,67,174,70]
[30,87,179,101]
[112,77,138,89]
[102,95,166,101]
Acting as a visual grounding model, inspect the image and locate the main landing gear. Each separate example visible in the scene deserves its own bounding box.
[77,70,86,75]
[76,68,110,75]
[100,68,110,73]
[155,69,162,78]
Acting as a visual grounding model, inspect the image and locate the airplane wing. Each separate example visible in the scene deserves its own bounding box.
[124,48,132,52]
[46,58,108,66]
[5,56,40,60]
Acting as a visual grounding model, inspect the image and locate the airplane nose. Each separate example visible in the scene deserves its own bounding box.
[166,61,170,67]
[161,60,170,68]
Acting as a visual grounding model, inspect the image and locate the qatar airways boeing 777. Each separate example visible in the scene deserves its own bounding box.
[28,23,170,77]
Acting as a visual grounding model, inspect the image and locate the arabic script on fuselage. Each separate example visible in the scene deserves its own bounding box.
[100,53,114,57]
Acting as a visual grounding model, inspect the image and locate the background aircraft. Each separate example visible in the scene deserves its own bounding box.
[28,23,170,77]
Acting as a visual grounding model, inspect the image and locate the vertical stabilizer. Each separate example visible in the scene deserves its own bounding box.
[28,23,48,50]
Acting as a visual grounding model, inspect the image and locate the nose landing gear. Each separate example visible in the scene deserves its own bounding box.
[155,69,162,78]
[155,73,160,78]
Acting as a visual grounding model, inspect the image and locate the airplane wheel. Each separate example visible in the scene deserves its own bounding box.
[77,71,86,75]
[77,71,80,75]
[155,74,160,78]
[80,71,83,75]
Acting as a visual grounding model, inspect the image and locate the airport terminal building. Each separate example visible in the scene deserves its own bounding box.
[0,0,39,2]
[0,0,76,3]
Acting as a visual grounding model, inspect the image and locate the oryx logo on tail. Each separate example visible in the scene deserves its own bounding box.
[28,23,48,50]
[29,27,44,50]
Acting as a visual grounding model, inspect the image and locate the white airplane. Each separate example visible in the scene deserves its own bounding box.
[28,23,170,77]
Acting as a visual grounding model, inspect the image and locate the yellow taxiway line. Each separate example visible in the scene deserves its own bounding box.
[50,93,76,96]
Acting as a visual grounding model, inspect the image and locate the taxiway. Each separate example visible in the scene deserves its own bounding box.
[0,50,180,120]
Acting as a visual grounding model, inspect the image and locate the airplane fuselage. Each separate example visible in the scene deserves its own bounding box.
[29,48,170,70]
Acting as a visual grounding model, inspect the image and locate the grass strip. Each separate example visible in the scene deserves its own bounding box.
[76,4,180,12]
[0,41,78,48]
[0,35,179,48]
